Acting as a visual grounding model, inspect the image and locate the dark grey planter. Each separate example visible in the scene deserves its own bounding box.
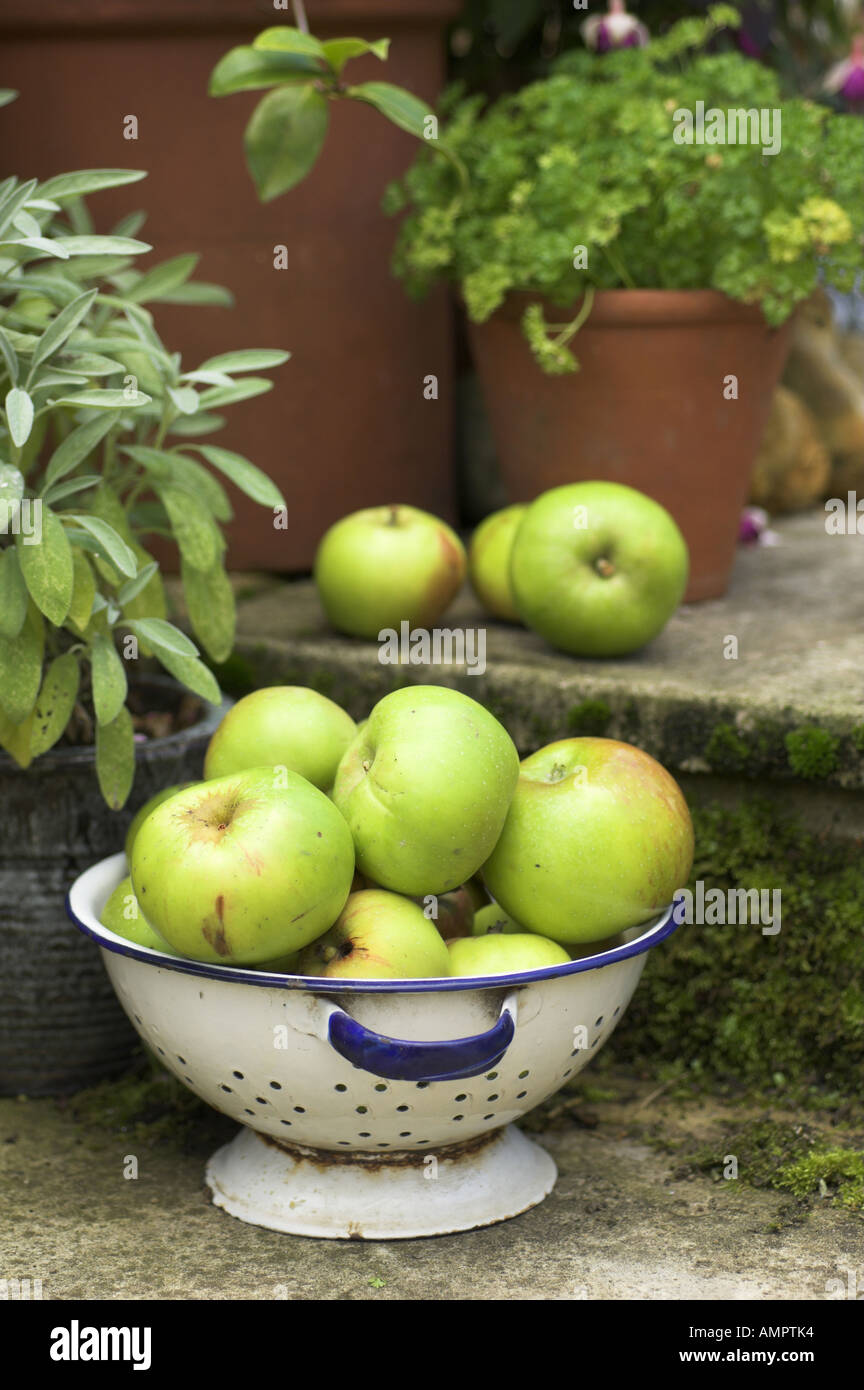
[0,681,228,1096]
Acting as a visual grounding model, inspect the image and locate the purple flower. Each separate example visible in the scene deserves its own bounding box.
[824,36,864,109]
[582,1,649,54]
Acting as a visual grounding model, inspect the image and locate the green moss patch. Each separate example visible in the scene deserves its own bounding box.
[610,799,864,1102]
[688,1119,864,1216]
[784,726,841,779]
[566,699,612,737]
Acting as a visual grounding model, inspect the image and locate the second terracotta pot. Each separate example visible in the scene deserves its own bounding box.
[468,290,793,601]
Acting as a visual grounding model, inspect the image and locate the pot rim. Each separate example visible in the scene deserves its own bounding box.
[0,677,228,775]
[471,287,791,331]
[67,850,681,996]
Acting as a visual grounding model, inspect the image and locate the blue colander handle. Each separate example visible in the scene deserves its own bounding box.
[326,995,517,1082]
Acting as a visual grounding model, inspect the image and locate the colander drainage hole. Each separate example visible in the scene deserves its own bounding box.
[485,1071,498,1081]
[156,1047,165,1056]
[613,1006,620,1017]
[484,1114,495,1121]
[269,1081,282,1090]
[176,1055,186,1065]
[595,1016,604,1027]
[452,1114,464,1121]
[356,1105,367,1114]
[518,1069,529,1078]
[487,1094,499,1103]
[374,1083,387,1092]
[293,1106,305,1113]
[396,1105,409,1113]
[220,1085,232,1093]
[454,1093,467,1102]
[416,1082,429,1089]
[134,1015,142,1025]
[280,1120,292,1127]
[399,1131,411,1138]
[255,1098,267,1105]
[516,1090,527,1099]
[233,1070,244,1080]
[358,1131,371,1138]
[334,1083,347,1092]
[244,1109,254,1116]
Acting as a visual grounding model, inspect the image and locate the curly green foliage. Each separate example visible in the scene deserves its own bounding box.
[610,800,864,1095]
[691,1120,864,1213]
[386,6,863,371]
[784,726,840,779]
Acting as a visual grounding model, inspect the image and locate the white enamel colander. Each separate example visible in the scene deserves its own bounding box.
[67,852,679,1240]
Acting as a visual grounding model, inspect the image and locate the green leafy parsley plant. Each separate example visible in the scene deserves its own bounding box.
[384,5,864,372]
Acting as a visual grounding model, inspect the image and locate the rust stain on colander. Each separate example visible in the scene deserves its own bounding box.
[257,1128,500,1172]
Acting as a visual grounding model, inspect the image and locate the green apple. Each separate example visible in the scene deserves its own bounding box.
[483,737,694,945]
[333,685,519,895]
[296,889,451,980]
[131,766,355,965]
[448,932,569,977]
[101,875,179,954]
[204,686,357,791]
[314,504,466,640]
[510,481,688,656]
[125,784,194,861]
[101,875,301,970]
[468,504,526,622]
[471,903,522,935]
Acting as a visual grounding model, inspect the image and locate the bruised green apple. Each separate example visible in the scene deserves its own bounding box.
[131,767,355,965]
[204,686,357,791]
[510,482,688,656]
[448,932,569,977]
[101,876,301,970]
[468,504,526,622]
[297,889,451,980]
[314,504,466,640]
[333,685,519,895]
[125,784,194,861]
[471,904,522,935]
[483,738,694,945]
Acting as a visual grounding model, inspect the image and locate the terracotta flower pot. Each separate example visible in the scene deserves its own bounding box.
[0,0,460,571]
[467,290,794,601]
[0,680,228,1097]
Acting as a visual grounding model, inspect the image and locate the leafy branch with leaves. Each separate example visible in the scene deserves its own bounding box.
[0,164,288,806]
[209,20,464,201]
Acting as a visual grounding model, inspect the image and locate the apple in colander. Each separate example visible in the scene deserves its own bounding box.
[482,737,694,945]
[130,767,355,965]
[332,685,519,896]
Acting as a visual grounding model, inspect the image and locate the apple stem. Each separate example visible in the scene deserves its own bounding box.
[595,557,616,579]
[386,505,401,527]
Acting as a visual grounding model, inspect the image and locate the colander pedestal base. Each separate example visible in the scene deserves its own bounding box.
[205,1124,557,1240]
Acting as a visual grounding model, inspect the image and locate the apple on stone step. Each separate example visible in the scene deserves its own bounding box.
[314,503,466,640]
[510,481,688,656]
[468,503,526,622]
